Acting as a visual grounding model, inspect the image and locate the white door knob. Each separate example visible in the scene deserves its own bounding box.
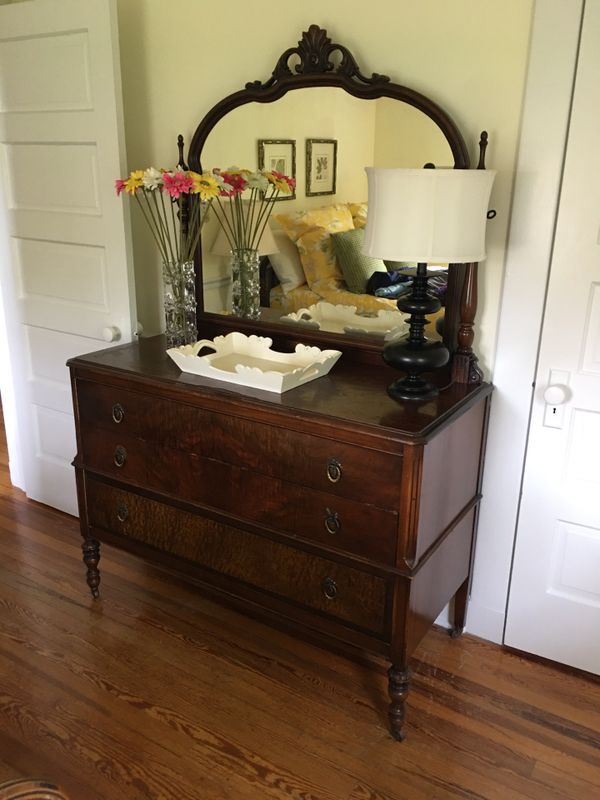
[102,325,121,343]
[543,383,570,406]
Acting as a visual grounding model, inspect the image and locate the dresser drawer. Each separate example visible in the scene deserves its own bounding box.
[79,429,398,563]
[86,479,390,636]
[76,380,403,508]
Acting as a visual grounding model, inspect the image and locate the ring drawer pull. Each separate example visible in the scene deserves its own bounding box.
[321,577,338,600]
[326,457,342,483]
[116,503,128,522]
[324,509,341,535]
[113,445,127,467]
[112,403,125,424]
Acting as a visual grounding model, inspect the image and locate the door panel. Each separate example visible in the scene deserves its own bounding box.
[505,0,600,674]
[0,0,135,514]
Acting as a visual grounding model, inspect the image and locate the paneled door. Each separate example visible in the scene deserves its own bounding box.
[0,0,136,515]
[505,0,600,674]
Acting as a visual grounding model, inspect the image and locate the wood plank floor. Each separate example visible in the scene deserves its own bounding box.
[0,420,598,799]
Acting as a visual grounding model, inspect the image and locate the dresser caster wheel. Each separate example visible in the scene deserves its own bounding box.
[390,727,406,743]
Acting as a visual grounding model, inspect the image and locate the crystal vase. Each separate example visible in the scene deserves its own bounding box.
[230,248,260,320]
[162,259,197,346]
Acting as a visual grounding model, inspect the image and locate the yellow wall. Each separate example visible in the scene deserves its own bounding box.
[373,99,454,168]
[116,0,534,372]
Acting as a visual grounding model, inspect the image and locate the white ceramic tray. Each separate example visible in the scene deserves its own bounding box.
[280,301,408,340]
[166,331,342,393]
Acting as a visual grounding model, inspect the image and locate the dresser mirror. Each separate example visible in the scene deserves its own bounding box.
[187,25,482,376]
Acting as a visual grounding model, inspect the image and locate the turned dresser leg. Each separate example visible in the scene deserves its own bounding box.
[387,665,410,741]
[82,537,101,598]
[450,577,469,638]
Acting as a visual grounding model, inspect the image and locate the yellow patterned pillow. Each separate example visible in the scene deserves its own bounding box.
[347,201,368,229]
[275,203,354,242]
[295,228,344,287]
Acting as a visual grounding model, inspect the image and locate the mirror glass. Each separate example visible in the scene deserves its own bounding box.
[199,87,453,337]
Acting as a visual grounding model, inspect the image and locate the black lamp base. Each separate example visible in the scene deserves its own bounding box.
[383,340,449,401]
[388,378,439,402]
[383,263,450,401]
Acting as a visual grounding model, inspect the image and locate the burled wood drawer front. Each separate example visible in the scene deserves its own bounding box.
[76,380,403,508]
[86,479,390,636]
[79,429,398,563]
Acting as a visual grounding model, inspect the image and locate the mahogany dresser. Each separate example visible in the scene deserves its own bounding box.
[68,334,491,741]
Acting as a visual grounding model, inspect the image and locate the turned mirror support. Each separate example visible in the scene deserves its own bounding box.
[452,131,491,385]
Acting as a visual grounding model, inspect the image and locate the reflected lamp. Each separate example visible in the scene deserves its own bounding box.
[364,167,495,401]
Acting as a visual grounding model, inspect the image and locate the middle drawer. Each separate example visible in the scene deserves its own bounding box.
[81,429,399,564]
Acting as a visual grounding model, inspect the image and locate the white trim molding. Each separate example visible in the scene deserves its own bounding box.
[467,0,584,643]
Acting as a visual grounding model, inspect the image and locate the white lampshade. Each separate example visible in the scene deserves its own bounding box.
[210,207,279,257]
[363,167,496,264]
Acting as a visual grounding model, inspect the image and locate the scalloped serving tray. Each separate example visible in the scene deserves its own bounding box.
[280,301,408,339]
[166,332,342,393]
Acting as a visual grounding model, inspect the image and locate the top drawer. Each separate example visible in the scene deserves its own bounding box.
[75,380,403,508]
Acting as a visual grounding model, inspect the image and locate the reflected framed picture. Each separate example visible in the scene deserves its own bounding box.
[306,138,337,196]
[257,139,296,201]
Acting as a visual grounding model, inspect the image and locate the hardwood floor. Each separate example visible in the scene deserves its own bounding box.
[0,418,598,799]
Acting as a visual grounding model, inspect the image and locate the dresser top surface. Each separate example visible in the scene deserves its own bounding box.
[68,336,491,443]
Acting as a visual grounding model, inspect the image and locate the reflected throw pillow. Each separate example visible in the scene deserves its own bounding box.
[274,203,354,242]
[268,230,306,294]
[295,227,344,287]
[347,201,368,229]
[331,227,387,294]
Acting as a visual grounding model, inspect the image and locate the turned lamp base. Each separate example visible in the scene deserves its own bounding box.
[383,263,450,401]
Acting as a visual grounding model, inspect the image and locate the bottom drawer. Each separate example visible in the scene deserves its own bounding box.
[86,479,390,637]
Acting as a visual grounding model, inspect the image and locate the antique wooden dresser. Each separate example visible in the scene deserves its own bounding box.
[69,334,491,741]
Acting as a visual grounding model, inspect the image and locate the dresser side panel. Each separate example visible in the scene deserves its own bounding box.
[414,401,486,563]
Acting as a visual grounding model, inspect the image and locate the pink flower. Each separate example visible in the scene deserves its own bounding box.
[219,171,247,197]
[115,178,126,196]
[162,171,194,198]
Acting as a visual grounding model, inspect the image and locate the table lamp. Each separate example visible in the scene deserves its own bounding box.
[363,167,495,401]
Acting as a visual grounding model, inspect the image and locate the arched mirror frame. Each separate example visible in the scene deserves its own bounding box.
[186,24,482,380]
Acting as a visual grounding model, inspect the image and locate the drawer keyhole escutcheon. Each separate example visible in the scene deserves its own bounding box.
[113,445,127,467]
[321,577,338,600]
[116,503,128,522]
[112,403,125,423]
[324,509,341,535]
[326,457,342,483]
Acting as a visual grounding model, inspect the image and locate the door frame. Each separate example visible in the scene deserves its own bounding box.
[467,0,585,643]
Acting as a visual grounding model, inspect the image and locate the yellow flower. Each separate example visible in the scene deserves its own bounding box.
[124,169,144,195]
[265,171,291,193]
[192,172,221,200]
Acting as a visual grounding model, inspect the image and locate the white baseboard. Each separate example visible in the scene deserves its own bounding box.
[464,602,505,644]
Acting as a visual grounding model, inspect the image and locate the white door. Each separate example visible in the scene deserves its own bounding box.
[505,0,600,674]
[0,0,136,515]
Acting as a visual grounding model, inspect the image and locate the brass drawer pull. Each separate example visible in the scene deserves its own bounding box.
[326,457,342,483]
[113,445,127,467]
[112,403,125,423]
[324,509,341,535]
[116,503,128,522]
[321,577,338,600]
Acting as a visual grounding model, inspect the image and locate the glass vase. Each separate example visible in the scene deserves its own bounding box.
[162,259,197,346]
[230,248,260,320]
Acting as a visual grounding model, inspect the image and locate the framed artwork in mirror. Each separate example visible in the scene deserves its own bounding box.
[257,139,296,200]
[306,138,337,196]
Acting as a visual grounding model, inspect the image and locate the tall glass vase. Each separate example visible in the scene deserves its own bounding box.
[230,248,260,320]
[162,259,197,346]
